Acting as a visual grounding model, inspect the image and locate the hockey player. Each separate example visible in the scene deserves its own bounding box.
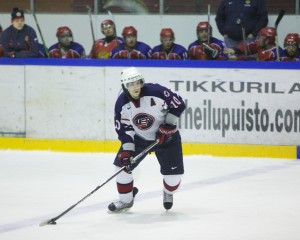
[108,67,186,212]
[110,26,152,59]
[89,19,123,59]
[48,26,86,58]
[1,7,39,58]
[224,27,284,61]
[151,28,187,60]
[188,21,227,60]
[280,33,300,62]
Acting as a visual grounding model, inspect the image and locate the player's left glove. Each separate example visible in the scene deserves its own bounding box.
[203,43,219,59]
[118,150,134,173]
[156,124,177,145]
[65,49,81,58]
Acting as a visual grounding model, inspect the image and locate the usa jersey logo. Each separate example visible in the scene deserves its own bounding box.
[133,113,154,130]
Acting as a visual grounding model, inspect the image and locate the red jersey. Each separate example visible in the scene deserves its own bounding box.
[89,37,123,59]
[188,37,227,60]
[235,40,284,61]
[280,56,300,62]
[0,44,4,57]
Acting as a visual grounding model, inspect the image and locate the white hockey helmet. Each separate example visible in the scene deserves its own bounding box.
[120,67,144,89]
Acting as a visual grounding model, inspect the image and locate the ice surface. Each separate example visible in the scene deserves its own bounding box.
[1,150,300,240]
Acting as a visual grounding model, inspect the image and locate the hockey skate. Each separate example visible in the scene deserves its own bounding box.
[108,187,138,212]
[163,191,173,210]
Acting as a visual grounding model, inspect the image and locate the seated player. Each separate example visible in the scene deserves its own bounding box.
[280,33,300,62]
[49,26,85,58]
[188,21,227,60]
[89,19,123,59]
[110,26,152,59]
[224,27,284,61]
[151,28,187,60]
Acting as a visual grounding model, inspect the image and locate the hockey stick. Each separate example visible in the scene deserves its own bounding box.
[107,10,119,45]
[107,10,116,30]
[236,14,247,57]
[275,9,285,61]
[241,24,247,56]
[106,10,121,51]
[27,10,49,57]
[39,139,159,227]
[86,5,95,43]
[207,4,210,44]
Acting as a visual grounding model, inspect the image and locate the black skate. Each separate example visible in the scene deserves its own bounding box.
[163,191,173,210]
[108,187,138,212]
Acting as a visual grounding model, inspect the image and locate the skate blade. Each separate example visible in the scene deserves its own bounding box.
[107,207,132,214]
[107,187,138,214]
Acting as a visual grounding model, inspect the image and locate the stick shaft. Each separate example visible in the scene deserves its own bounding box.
[275,10,285,28]
[207,4,210,44]
[33,13,49,57]
[241,26,247,56]
[275,10,285,61]
[39,139,159,226]
[107,10,119,46]
[87,6,95,43]
[44,167,125,224]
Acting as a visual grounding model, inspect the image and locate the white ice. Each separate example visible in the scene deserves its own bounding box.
[1,150,300,240]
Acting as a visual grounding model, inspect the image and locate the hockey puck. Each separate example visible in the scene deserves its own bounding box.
[49,221,57,225]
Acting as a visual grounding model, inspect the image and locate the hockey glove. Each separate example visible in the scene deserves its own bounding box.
[203,43,219,59]
[8,51,16,58]
[118,151,134,173]
[156,124,177,145]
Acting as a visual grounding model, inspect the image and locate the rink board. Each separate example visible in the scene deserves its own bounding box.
[0,137,298,159]
[0,59,299,159]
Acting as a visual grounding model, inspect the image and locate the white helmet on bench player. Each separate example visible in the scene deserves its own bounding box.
[120,67,145,89]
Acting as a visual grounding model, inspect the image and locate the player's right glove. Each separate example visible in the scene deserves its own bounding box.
[156,124,177,145]
[8,51,16,58]
[49,49,62,58]
[203,43,219,59]
[118,151,134,173]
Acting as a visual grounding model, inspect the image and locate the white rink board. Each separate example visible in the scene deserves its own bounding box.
[0,64,299,145]
[105,67,300,145]
[0,66,25,135]
[25,66,106,139]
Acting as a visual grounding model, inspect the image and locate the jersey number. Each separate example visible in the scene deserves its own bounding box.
[170,96,181,109]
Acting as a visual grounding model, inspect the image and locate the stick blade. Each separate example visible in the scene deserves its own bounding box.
[107,10,113,19]
[275,9,285,27]
[39,219,56,227]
